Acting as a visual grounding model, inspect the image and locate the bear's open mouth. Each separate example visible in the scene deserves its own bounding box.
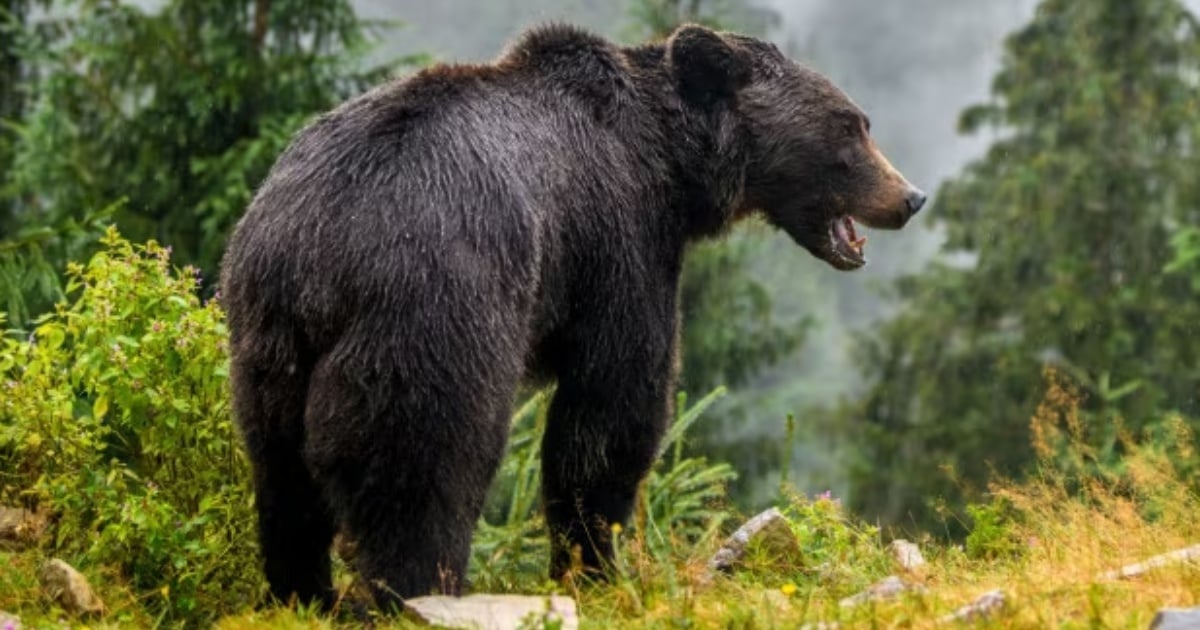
[829,215,867,269]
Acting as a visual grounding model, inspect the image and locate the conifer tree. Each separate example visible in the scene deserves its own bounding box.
[844,0,1200,526]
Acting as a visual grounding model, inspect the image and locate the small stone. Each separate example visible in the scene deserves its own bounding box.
[1151,607,1200,630]
[0,506,46,551]
[1101,544,1200,580]
[939,589,1005,623]
[38,559,104,616]
[708,508,800,574]
[838,576,920,608]
[403,594,578,630]
[889,539,926,571]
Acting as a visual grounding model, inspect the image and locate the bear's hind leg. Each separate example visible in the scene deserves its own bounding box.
[302,333,517,609]
[231,356,336,609]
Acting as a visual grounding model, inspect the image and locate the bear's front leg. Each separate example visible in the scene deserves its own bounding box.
[540,306,677,579]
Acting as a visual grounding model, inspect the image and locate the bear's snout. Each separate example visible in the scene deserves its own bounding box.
[905,187,927,217]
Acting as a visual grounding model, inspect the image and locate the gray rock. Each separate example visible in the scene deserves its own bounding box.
[403,594,578,630]
[889,539,926,571]
[1102,544,1200,580]
[939,589,1005,623]
[708,508,800,574]
[838,576,921,608]
[0,506,45,551]
[38,559,104,616]
[1151,607,1200,630]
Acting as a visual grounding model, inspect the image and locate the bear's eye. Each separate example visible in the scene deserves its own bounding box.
[839,114,868,140]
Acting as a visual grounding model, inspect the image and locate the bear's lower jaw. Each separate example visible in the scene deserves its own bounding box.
[825,216,867,270]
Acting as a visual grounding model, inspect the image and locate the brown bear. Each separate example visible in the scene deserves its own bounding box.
[220,22,924,610]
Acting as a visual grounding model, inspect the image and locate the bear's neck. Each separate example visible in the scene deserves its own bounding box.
[622,43,752,242]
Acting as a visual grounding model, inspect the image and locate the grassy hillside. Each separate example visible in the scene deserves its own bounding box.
[5,434,1200,629]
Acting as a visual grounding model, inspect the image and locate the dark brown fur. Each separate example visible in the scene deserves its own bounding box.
[220,22,922,610]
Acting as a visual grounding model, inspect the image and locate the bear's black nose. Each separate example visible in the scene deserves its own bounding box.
[906,188,927,215]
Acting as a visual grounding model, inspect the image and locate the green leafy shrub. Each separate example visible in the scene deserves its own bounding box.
[964,498,1022,560]
[0,227,257,625]
[1167,225,1200,290]
[773,491,887,591]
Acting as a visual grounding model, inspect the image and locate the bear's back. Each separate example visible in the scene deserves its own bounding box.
[221,32,657,351]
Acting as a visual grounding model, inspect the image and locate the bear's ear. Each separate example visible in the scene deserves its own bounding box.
[667,25,751,106]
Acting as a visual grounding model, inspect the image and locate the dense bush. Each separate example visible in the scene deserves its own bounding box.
[0,227,257,624]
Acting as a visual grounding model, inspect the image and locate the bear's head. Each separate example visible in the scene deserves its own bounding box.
[666,25,926,270]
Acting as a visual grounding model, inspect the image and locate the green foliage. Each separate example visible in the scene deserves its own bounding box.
[470,387,737,591]
[0,201,112,331]
[772,492,887,590]
[963,499,1021,560]
[840,0,1200,529]
[0,0,404,327]
[0,227,256,625]
[1166,225,1200,289]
